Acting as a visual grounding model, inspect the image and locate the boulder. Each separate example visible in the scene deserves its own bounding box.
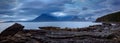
[0,23,24,37]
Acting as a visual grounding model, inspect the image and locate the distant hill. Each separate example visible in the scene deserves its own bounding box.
[32,14,58,21]
[32,13,86,22]
[96,11,120,22]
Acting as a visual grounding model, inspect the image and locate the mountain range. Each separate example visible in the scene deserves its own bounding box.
[32,13,88,22]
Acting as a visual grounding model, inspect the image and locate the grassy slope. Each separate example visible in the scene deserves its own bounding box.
[96,11,120,22]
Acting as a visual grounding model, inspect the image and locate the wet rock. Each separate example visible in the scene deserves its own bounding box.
[0,23,24,37]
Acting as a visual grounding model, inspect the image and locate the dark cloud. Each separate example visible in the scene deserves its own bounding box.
[107,0,120,11]
[0,0,16,9]
[60,0,120,21]
[0,0,72,21]
[0,0,120,21]
[20,0,72,14]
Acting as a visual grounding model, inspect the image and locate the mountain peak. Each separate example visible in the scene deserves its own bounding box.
[33,14,58,21]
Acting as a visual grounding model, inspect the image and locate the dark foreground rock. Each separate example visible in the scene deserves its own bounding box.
[1,30,120,43]
[0,23,24,37]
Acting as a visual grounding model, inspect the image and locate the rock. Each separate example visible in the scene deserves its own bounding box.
[102,23,112,27]
[39,26,60,30]
[0,23,24,37]
[26,39,40,43]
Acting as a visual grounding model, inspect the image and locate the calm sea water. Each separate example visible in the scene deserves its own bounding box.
[18,22,101,29]
[0,22,101,33]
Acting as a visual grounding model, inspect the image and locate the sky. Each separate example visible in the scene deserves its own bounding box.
[0,0,120,21]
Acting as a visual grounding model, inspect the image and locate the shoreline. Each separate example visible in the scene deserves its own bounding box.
[0,23,120,43]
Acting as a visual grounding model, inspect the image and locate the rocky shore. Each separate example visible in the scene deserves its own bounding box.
[0,23,120,43]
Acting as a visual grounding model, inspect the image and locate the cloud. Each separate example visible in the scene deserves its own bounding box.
[0,0,72,21]
[20,0,72,14]
[0,0,120,21]
[51,12,67,17]
[106,0,120,11]
[62,0,120,17]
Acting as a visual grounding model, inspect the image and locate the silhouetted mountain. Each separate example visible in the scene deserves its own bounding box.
[32,14,58,21]
[96,11,120,22]
[32,14,87,21]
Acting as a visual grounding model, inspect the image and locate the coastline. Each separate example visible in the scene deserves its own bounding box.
[0,23,120,43]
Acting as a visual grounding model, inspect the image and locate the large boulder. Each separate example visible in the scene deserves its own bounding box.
[0,23,24,37]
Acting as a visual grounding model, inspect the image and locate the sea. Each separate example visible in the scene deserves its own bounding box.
[0,22,101,33]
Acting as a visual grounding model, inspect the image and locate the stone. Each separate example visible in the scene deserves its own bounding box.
[102,23,112,27]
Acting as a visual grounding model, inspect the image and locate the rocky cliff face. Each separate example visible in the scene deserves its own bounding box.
[96,11,120,22]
